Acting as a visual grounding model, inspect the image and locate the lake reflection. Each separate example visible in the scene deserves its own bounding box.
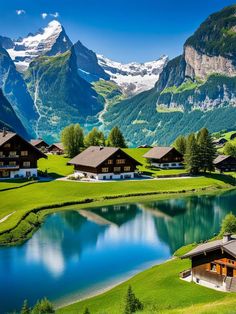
[0,190,236,313]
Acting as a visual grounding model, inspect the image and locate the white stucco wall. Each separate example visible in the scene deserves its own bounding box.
[75,171,135,180]
[10,168,38,179]
[151,162,183,169]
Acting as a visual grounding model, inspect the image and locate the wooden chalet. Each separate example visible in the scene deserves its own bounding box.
[214,155,236,172]
[48,143,64,155]
[213,138,228,148]
[30,139,49,152]
[181,234,236,292]
[68,146,141,180]
[0,130,46,179]
[143,147,183,169]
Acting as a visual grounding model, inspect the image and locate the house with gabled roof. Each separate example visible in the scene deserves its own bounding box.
[214,155,236,172]
[48,143,64,155]
[181,234,236,292]
[143,147,184,169]
[68,146,141,180]
[0,130,47,179]
[30,139,49,152]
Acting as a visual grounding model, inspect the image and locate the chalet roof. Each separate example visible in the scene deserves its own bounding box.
[0,131,47,158]
[143,147,177,159]
[49,143,64,150]
[0,131,16,146]
[214,155,231,165]
[30,139,48,147]
[182,235,236,259]
[68,146,140,168]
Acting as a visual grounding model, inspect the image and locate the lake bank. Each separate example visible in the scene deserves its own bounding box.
[0,176,233,246]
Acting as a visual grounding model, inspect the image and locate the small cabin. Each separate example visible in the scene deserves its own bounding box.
[30,139,49,152]
[214,155,236,172]
[68,146,141,180]
[0,131,46,179]
[143,147,184,169]
[181,234,236,292]
[48,143,64,155]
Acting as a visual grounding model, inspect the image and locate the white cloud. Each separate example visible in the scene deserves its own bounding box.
[50,12,59,18]
[41,13,48,19]
[16,9,26,16]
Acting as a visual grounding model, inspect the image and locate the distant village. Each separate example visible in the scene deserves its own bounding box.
[0,124,236,181]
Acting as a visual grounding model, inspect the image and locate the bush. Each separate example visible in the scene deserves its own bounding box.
[220,213,236,236]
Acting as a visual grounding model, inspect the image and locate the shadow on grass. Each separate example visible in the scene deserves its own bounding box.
[204,172,236,186]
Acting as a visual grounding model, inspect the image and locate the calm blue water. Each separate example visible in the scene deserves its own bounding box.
[0,190,236,313]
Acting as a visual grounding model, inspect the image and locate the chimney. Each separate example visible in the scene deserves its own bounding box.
[2,127,7,137]
[223,233,232,244]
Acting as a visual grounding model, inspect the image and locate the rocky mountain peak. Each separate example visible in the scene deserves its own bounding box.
[7,20,72,72]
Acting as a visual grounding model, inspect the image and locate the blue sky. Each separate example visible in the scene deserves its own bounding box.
[0,0,235,62]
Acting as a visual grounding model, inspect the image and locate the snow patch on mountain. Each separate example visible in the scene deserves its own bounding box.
[97,54,168,95]
[7,20,72,72]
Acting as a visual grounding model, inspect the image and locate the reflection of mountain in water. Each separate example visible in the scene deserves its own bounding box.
[140,192,236,254]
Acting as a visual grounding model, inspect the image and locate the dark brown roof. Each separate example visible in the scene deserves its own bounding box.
[182,235,236,259]
[214,155,231,165]
[0,131,16,146]
[30,139,48,147]
[0,131,47,158]
[143,147,175,159]
[68,146,141,168]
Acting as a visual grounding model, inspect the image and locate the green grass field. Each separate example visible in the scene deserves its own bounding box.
[38,154,73,178]
[58,257,236,314]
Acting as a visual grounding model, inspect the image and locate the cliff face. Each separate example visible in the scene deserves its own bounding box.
[184,45,236,80]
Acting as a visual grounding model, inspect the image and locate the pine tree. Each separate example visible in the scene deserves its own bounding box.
[83,308,90,314]
[31,297,55,314]
[124,285,143,314]
[197,128,216,173]
[184,133,200,175]
[173,135,187,155]
[107,126,127,148]
[21,300,30,314]
[61,123,84,158]
[84,128,105,147]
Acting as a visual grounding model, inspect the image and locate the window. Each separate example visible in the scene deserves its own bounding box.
[0,151,3,157]
[107,159,113,165]
[21,151,28,156]
[4,143,10,148]
[9,161,16,166]
[26,171,31,177]
[102,167,109,173]
[23,161,31,168]
[116,159,125,164]
[124,166,131,172]
[9,151,17,157]
[0,162,3,166]
[210,263,216,272]
[114,167,121,172]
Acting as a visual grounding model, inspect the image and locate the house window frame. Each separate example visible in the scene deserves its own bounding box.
[21,151,28,156]
[102,167,109,173]
[23,161,31,168]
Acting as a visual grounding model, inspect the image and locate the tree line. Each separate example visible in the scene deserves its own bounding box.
[173,128,217,175]
[61,125,127,158]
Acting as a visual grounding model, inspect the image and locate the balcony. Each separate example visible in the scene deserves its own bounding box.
[0,165,20,170]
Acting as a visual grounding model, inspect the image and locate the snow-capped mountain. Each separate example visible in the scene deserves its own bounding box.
[7,20,72,72]
[97,54,168,95]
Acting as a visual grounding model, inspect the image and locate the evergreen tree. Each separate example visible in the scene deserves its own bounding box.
[184,133,200,175]
[31,297,55,314]
[84,128,105,147]
[61,124,84,158]
[173,135,187,155]
[107,126,127,148]
[21,300,30,314]
[197,128,216,173]
[83,308,90,314]
[224,142,236,157]
[124,285,143,314]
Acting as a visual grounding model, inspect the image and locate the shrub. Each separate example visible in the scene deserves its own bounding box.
[124,285,143,314]
[220,213,236,236]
